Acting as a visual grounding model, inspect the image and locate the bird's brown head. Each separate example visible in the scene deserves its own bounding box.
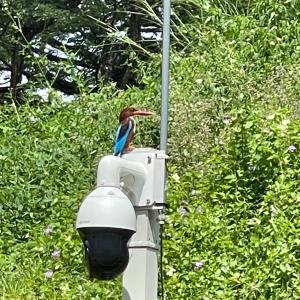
[119,107,154,123]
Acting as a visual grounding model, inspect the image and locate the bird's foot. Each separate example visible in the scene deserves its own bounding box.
[123,146,135,153]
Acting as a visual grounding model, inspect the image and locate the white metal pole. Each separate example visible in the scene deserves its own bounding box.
[159,2,171,298]
[121,149,167,300]
[160,0,171,153]
[122,210,159,300]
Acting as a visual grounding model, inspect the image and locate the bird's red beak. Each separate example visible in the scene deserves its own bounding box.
[132,110,155,116]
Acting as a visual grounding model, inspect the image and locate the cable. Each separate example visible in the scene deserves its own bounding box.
[160,224,165,300]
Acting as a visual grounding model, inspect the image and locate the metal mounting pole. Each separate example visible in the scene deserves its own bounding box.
[159,2,170,299]
[121,149,167,300]
[160,0,171,154]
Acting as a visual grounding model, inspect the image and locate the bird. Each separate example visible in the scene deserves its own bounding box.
[114,107,154,156]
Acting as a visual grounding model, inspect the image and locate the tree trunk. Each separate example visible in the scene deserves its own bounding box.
[10,43,24,105]
[128,2,141,42]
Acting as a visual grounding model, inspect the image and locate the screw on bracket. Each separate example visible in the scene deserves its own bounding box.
[157,213,165,225]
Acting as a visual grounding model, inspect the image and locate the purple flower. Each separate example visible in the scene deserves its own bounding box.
[288,145,297,153]
[44,269,53,279]
[51,249,61,259]
[44,226,53,235]
[179,206,188,216]
[194,261,205,271]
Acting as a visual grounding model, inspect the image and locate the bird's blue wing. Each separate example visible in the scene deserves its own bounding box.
[114,120,133,155]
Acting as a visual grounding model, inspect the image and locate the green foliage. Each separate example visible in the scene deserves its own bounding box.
[0,84,161,298]
[2,0,300,298]
[164,106,300,299]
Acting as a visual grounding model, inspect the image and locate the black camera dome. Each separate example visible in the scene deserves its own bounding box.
[79,227,135,280]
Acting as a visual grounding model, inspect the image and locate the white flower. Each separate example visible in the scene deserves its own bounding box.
[223,115,231,125]
[171,173,180,183]
[266,114,275,120]
[196,206,203,213]
[28,115,39,123]
[270,205,277,216]
[179,206,188,216]
[166,267,176,276]
[214,137,224,145]
[44,225,53,235]
[281,119,290,126]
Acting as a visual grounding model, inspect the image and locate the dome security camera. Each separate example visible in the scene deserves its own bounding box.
[76,186,136,280]
[76,151,168,299]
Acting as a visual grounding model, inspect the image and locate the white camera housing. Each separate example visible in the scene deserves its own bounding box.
[76,186,137,280]
[76,148,168,296]
[76,186,136,231]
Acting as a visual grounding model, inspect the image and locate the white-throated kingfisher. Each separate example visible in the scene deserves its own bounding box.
[114,107,154,156]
